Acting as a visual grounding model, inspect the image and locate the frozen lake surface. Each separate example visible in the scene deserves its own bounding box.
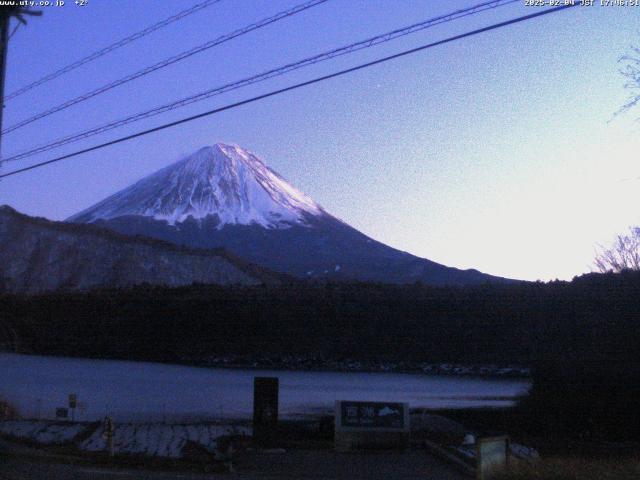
[0,353,530,422]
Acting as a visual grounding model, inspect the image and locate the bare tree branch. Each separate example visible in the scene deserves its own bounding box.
[614,44,640,120]
[594,227,640,273]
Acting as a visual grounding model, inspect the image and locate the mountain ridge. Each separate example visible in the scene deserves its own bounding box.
[0,205,286,294]
[68,143,515,285]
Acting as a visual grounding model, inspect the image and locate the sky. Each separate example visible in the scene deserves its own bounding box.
[0,0,639,282]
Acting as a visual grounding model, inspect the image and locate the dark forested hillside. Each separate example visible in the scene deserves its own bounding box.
[2,271,639,370]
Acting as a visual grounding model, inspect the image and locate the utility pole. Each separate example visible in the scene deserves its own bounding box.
[0,7,41,159]
[0,11,10,155]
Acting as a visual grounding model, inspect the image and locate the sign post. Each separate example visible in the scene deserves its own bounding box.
[68,394,77,421]
[102,416,114,458]
[476,436,509,480]
[253,377,279,447]
[334,400,410,452]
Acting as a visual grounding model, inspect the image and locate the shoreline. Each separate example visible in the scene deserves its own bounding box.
[0,350,531,380]
[186,357,531,380]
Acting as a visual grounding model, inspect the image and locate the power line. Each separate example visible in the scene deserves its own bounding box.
[0,4,577,181]
[2,0,518,164]
[1,0,329,135]
[4,0,223,102]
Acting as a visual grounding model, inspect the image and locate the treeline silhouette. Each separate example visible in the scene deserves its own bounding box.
[2,271,639,438]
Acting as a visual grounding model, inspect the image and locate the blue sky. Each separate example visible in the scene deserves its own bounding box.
[1,0,639,281]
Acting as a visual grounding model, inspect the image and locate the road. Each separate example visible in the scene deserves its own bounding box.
[0,439,467,479]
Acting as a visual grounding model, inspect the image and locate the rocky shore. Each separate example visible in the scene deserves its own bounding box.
[185,354,531,378]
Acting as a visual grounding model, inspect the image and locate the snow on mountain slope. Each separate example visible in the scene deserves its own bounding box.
[68,142,514,285]
[68,143,325,228]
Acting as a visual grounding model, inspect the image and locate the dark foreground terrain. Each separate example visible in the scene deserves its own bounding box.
[1,270,639,443]
[0,436,464,480]
[0,452,465,480]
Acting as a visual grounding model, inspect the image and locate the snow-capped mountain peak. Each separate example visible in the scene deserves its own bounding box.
[68,142,512,285]
[68,143,325,228]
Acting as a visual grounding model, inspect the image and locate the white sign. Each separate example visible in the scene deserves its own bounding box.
[476,436,509,480]
[334,401,410,452]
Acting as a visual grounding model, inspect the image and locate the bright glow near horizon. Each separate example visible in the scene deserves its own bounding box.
[409,125,640,281]
[0,1,638,282]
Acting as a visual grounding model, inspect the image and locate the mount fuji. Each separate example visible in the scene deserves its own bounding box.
[69,143,509,285]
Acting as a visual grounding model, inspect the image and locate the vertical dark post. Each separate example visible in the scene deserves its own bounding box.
[0,12,10,157]
[103,416,114,458]
[108,433,114,458]
[69,394,77,421]
[253,377,279,447]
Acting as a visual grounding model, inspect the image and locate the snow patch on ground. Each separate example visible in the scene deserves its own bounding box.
[0,420,89,445]
[82,422,251,458]
[452,443,539,461]
[0,419,251,459]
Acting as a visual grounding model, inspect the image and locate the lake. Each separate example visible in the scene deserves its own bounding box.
[0,353,530,422]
